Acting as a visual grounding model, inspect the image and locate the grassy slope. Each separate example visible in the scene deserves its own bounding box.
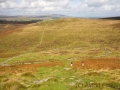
[0,18,120,51]
[0,18,120,63]
[0,18,120,90]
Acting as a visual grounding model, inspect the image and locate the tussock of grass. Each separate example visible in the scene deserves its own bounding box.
[3,80,26,90]
[85,72,102,76]
[107,82,120,89]
[21,72,36,78]
[47,77,58,82]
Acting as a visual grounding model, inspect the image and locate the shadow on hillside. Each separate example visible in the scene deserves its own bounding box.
[100,17,120,20]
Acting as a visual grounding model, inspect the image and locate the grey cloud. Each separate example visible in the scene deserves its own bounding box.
[85,0,118,7]
[88,2,104,7]
[43,0,72,2]
[85,0,108,7]
[0,0,16,3]
[45,0,59,1]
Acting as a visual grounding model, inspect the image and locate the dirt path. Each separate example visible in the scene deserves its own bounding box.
[0,53,30,66]
[73,58,120,69]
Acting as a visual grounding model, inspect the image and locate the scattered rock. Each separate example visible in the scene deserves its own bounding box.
[69,82,76,86]
[33,77,52,85]
[64,68,71,70]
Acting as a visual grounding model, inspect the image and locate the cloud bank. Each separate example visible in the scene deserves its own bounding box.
[0,0,120,17]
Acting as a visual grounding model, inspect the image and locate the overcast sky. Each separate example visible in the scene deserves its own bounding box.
[0,0,120,17]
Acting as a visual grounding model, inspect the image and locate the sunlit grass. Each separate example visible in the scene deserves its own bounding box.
[1,66,119,90]
[0,18,120,90]
[0,18,119,52]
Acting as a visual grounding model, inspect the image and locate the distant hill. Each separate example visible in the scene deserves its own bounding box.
[0,15,10,18]
[0,14,69,24]
[0,14,69,19]
[101,16,120,20]
[32,14,68,18]
[0,19,42,24]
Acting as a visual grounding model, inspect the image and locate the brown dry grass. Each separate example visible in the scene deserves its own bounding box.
[0,24,25,37]
[0,52,20,58]
[73,58,120,69]
[0,18,120,52]
[0,62,64,74]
